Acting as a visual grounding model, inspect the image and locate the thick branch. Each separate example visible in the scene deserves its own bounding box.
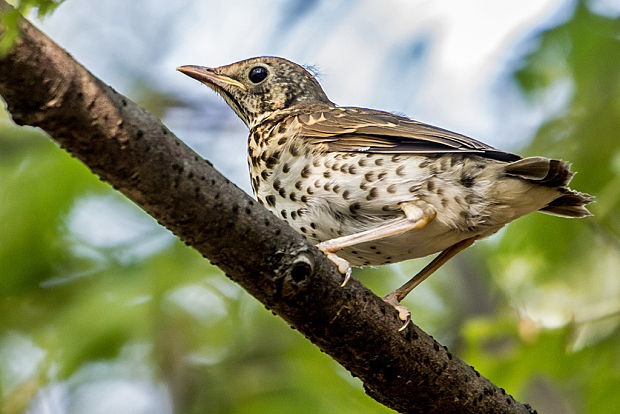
[0,4,534,413]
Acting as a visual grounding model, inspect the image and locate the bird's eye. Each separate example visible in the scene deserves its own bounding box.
[248,66,268,83]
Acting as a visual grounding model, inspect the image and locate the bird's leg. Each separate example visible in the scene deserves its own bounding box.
[384,237,476,331]
[316,200,436,286]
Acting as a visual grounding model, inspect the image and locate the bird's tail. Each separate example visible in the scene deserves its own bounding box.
[504,157,592,218]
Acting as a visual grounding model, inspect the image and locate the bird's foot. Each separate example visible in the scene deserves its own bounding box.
[316,243,352,286]
[383,292,411,331]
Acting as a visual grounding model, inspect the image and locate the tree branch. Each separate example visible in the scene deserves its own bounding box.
[0,3,535,413]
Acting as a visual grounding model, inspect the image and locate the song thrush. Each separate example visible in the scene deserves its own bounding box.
[178,57,591,329]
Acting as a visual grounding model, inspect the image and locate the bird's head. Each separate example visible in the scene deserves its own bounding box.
[177,56,333,128]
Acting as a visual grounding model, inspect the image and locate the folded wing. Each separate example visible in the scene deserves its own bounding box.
[295,107,521,162]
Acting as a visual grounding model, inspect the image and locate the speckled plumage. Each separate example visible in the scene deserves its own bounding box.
[245,107,558,267]
[178,57,592,327]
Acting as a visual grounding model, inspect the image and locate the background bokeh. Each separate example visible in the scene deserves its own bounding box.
[1,0,619,413]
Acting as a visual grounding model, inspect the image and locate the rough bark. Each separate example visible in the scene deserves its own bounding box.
[0,3,536,413]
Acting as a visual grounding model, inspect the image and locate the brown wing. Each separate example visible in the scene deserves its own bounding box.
[293,107,521,162]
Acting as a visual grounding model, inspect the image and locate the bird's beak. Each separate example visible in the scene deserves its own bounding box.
[176,65,247,91]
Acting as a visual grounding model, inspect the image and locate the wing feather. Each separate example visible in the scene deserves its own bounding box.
[293,107,521,162]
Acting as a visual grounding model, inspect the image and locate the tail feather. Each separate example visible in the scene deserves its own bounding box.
[505,157,574,187]
[504,157,592,218]
[541,188,593,218]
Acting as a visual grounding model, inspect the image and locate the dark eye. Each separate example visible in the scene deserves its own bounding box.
[249,66,268,83]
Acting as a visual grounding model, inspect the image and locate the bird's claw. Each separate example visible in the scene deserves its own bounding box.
[316,244,352,286]
[383,292,412,331]
[396,311,411,332]
[340,267,352,287]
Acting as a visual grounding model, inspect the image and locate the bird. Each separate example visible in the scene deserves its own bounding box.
[177,56,592,330]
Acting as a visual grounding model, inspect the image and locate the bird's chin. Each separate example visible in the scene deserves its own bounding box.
[213,87,251,127]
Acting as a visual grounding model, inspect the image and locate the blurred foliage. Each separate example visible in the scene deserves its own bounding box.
[478,2,620,412]
[6,0,63,16]
[0,0,63,54]
[0,1,619,414]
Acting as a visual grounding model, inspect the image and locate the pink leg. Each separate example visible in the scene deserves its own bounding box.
[384,237,476,331]
[316,201,436,286]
